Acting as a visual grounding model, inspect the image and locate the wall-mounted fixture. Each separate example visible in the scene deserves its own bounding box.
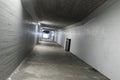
[65,38,71,51]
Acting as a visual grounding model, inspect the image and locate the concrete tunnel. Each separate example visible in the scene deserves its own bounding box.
[0,0,120,80]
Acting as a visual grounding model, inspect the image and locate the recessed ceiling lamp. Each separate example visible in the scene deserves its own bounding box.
[39,21,53,25]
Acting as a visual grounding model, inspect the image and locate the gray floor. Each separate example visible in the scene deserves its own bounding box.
[9,41,109,80]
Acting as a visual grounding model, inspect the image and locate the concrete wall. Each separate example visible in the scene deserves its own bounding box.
[57,0,120,80]
[0,0,37,80]
[54,31,58,42]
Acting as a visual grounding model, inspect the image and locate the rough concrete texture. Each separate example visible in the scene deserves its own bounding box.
[22,0,107,28]
[9,41,109,80]
[0,0,37,80]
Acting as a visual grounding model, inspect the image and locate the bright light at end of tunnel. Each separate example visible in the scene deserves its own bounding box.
[43,34,49,39]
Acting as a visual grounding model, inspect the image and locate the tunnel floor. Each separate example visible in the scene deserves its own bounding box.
[9,41,109,80]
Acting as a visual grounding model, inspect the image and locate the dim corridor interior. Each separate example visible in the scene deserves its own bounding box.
[9,41,109,80]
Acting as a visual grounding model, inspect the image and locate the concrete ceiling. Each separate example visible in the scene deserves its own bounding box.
[22,0,107,29]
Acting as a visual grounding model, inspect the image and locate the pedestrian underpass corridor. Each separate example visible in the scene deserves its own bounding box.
[2,0,120,80]
[9,41,109,80]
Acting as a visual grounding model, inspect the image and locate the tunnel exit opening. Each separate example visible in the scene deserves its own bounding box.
[38,28,55,42]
